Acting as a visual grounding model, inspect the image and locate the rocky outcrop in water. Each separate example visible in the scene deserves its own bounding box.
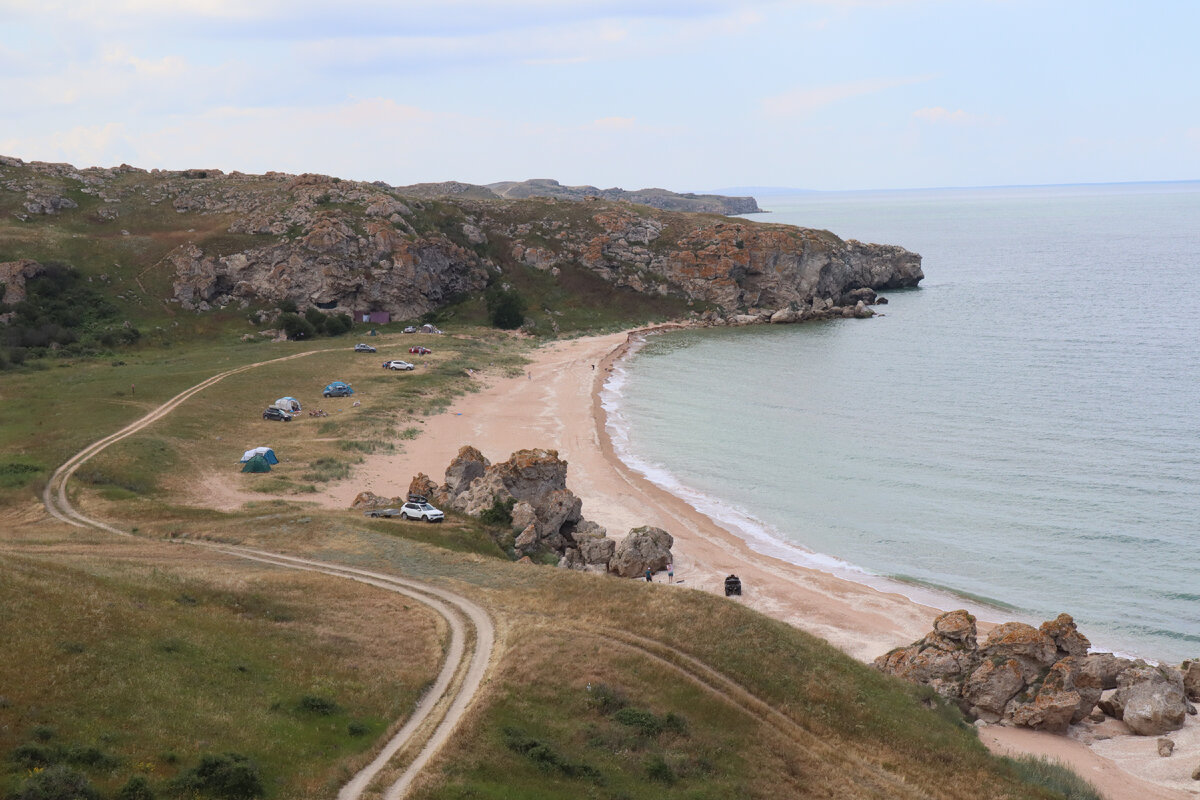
[875,610,1190,735]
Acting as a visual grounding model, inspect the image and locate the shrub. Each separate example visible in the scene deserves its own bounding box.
[172,753,265,800]
[278,313,315,341]
[297,695,339,715]
[479,497,516,527]
[324,313,353,336]
[613,707,663,737]
[486,287,526,330]
[644,754,676,785]
[15,765,100,800]
[347,721,369,737]
[585,683,628,715]
[116,775,155,800]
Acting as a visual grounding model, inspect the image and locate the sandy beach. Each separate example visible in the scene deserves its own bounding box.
[317,330,1198,800]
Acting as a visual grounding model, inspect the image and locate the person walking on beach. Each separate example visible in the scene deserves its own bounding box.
[645,567,653,582]
[667,563,674,584]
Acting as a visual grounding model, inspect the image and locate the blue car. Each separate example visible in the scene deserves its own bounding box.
[322,381,354,398]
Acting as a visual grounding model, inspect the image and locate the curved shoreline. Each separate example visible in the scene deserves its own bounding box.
[312,328,1194,799]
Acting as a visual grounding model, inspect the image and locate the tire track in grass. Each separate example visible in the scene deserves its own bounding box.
[41,347,497,800]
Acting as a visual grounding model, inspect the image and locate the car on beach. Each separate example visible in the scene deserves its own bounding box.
[383,360,415,371]
[400,499,444,522]
[353,343,377,353]
[364,508,403,518]
[262,407,292,422]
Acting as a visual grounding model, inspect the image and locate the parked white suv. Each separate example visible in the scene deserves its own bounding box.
[400,499,444,522]
[383,360,415,371]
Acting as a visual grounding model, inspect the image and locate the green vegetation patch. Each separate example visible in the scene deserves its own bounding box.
[0,554,436,800]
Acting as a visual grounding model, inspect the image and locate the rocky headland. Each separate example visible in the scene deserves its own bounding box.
[0,156,922,325]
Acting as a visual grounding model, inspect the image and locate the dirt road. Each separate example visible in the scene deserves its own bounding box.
[41,347,497,800]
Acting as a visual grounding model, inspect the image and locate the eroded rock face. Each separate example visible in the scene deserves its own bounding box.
[1,157,921,320]
[874,610,981,702]
[609,526,674,578]
[874,611,1177,735]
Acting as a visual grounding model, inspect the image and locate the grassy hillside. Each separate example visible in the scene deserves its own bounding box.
[0,327,1102,799]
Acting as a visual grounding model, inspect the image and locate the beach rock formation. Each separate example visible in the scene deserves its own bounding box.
[608,526,674,578]
[875,611,1188,735]
[411,446,676,577]
[417,446,613,570]
[0,156,921,322]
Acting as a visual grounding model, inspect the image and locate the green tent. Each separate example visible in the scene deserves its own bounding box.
[241,454,272,473]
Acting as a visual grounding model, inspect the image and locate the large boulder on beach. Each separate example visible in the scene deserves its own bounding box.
[1100,663,1188,735]
[608,526,673,578]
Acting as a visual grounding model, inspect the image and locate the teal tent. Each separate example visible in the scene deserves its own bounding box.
[241,454,272,473]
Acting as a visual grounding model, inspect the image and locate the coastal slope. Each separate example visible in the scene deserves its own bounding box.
[0,156,921,328]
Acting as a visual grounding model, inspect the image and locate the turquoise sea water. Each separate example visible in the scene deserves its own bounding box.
[604,182,1200,663]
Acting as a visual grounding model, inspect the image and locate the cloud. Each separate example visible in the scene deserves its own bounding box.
[761,75,932,117]
[912,106,998,126]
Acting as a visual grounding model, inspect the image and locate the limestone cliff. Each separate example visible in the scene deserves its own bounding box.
[0,156,922,321]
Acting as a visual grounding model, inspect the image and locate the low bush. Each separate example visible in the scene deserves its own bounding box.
[172,752,264,800]
[14,765,100,800]
[296,695,339,715]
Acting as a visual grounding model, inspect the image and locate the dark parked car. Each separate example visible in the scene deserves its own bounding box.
[263,407,293,422]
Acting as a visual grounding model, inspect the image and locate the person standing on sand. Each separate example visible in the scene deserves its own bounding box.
[667,563,674,583]
[645,568,653,582]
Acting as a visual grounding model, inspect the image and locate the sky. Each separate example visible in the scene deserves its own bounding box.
[1,0,1198,191]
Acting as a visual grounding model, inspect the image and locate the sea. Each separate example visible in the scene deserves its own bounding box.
[602,182,1200,664]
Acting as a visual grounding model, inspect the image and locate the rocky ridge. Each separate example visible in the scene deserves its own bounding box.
[876,610,1198,736]
[483,178,762,215]
[0,156,921,323]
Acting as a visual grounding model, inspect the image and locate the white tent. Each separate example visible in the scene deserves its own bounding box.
[240,446,279,464]
[273,396,302,412]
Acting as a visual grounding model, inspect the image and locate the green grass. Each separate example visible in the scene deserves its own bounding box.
[0,550,441,800]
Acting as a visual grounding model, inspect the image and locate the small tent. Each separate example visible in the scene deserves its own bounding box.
[240,447,279,465]
[274,397,301,413]
[241,454,272,473]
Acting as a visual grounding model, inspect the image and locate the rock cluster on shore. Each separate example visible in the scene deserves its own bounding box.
[875,610,1198,736]
[354,445,673,576]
